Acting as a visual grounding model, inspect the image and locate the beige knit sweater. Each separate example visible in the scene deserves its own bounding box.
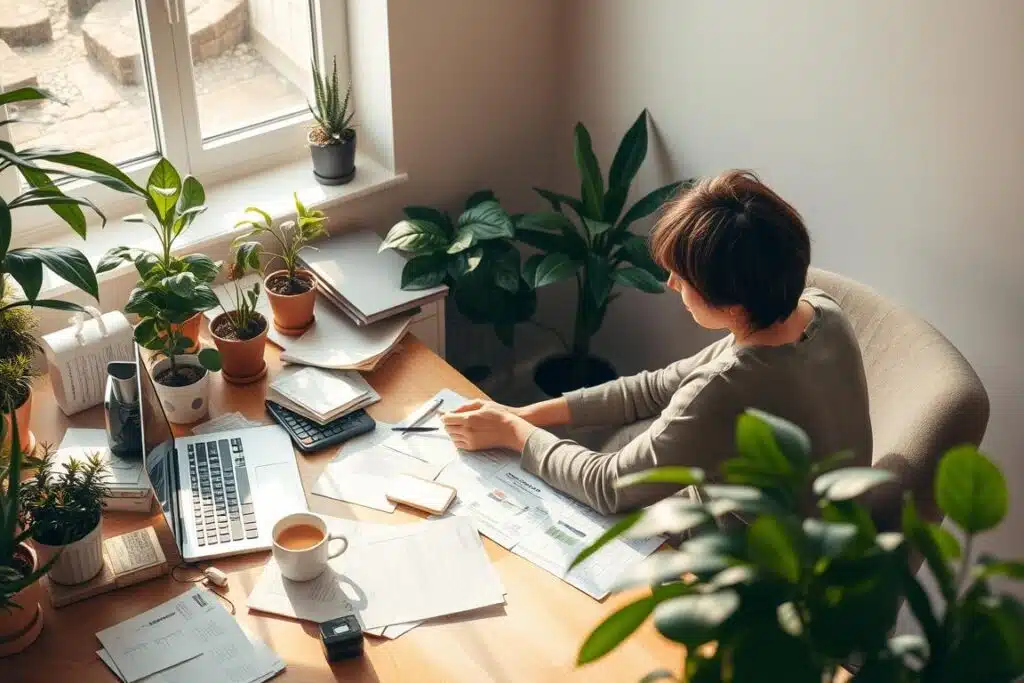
[520,289,872,515]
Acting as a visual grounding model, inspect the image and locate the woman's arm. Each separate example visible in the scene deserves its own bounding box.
[513,398,571,428]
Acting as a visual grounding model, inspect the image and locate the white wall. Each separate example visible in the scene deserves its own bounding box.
[546,0,1024,564]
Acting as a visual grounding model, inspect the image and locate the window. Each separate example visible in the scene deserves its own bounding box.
[0,0,347,235]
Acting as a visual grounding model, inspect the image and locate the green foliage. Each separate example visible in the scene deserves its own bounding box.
[215,257,264,340]
[20,444,109,547]
[380,191,536,347]
[308,57,354,141]
[0,302,40,412]
[232,192,328,287]
[519,110,693,376]
[574,412,1024,683]
[0,87,146,316]
[97,158,221,379]
[0,411,55,612]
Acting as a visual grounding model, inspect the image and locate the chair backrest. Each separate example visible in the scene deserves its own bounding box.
[807,268,989,530]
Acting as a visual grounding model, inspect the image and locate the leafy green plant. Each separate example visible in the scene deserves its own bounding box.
[1,87,146,317]
[0,302,40,412]
[0,411,55,612]
[98,158,221,380]
[20,445,108,547]
[214,258,264,340]
[380,190,536,346]
[308,57,354,144]
[573,411,1024,682]
[232,192,328,293]
[518,110,691,378]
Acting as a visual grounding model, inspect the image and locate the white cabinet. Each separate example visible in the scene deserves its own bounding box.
[407,299,446,357]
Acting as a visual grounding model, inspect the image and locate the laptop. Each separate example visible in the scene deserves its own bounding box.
[137,348,308,562]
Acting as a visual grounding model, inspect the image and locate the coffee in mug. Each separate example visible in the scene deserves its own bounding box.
[272,512,348,582]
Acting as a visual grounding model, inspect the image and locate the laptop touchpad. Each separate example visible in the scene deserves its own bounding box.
[255,463,306,513]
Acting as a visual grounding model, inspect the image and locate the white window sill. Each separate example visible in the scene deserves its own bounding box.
[29,153,407,298]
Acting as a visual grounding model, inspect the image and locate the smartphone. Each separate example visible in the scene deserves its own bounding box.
[386,474,457,515]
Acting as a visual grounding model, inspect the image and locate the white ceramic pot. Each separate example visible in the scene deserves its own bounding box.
[34,519,105,586]
[150,355,211,424]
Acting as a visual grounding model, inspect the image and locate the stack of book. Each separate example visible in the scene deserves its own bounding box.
[267,366,380,425]
[298,230,448,326]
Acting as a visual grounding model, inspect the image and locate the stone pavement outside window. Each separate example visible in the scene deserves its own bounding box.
[0,0,309,170]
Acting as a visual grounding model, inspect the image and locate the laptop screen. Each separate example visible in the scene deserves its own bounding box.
[136,347,184,555]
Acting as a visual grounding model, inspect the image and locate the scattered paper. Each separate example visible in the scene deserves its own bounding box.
[247,558,356,624]
[95,590,207,682]
[57,428,149,492]
[192,412,263,436]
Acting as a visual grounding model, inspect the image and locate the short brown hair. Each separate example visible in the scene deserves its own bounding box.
[650,169,810,330]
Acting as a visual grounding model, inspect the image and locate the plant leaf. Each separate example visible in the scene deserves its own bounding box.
[747,516,801,582]
[618,467,704,489]
[515,226,569,255]
[7,246,98,300]
[975,556,1024,580]
[36,150,145,196]
[626,498,712,539]
[612,266,664,294]
[465,189,496,210]
[618,181,683,234]
[653,591,740,647]
[491,247,520,293]
[577,593,657,665]
[380,220,448,254]
[735,411,793,474]
[0,86,52,107]
[902,494,955,601]
[802,518,858,559]
[527,252,580,289]
[613,550,730,592]
[615,233,667,280]
[0,197,10,257]
[198,348,221,372]
[446,228,476,254]
[936,445,1007,533]
[456,200,514,240]
[608,110,649,198]
[573,122,604,219]
[146,158,182,222]
[16,167,87,237]
[401,254,449,290]
[403,206,450,232]
[813,467,896,501]
[927,523,961,560]
[533,187,585,215]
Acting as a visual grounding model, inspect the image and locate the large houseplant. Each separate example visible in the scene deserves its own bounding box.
[98,157,222,424]
[1,86,147,450]
[232,192,327,335]
[210,256,268,384]
[518,110,691,395]
[308,57,356,186]
[21,446,109,586]
[573,411,1024,682]
[0,412,53,656]
[380,191,536,380]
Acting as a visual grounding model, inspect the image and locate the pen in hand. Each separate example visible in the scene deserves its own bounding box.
[391,426,439,433]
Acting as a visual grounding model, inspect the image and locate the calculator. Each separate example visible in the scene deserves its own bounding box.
[265,400,376,453]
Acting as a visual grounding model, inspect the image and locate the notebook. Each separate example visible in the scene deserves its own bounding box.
[268,366,380,424]
[298,230,448,326]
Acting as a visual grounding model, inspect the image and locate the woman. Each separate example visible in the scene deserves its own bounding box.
[442,170,872,516]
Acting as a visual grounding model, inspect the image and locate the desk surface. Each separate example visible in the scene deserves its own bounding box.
[8,336,679,682]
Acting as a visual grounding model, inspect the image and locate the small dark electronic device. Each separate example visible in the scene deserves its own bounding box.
[318,615,364,661]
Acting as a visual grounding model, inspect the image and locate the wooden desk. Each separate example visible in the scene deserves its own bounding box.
[8,337,679,682]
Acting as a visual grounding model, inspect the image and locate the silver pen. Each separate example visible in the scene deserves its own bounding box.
[399,397,444,439]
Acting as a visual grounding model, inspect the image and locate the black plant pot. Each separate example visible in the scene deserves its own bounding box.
[309,130,356,186]
[534,354,617,397]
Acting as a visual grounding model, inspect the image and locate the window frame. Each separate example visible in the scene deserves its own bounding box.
[2,0,348,242]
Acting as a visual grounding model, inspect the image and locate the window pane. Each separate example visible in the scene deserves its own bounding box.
[0,0,159,170]
[184,0,313,140]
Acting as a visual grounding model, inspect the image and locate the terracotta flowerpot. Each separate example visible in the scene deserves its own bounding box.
[265,269,317,336]
[34,519,104,586]
[150,355,210,424]
[210,312,269,384]
[1,386,36,456]
[170,312,203,353]
[0,543,44,657]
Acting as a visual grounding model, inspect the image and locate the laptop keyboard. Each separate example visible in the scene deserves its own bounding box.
[187,437,258,547]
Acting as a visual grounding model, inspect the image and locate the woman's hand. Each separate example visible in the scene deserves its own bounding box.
[441,400,536,452]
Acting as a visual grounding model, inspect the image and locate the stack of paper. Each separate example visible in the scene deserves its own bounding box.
[298,230,448,326]
[247,516,505,639]
[267,292,412,371]
[268,366,380,424]
[96,587,284,683]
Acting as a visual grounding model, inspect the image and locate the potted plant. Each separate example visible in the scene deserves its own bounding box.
[379,190,537,381]
[233,193,327,336]
[0,413,54,656]
[209,256,269,384]
[0,86,147,451]
[517,110,693,396]
[307,57,356,186]
[21,446,109,586]
[99,158,222,423]
[0,306,41,454]
[573,411,1024,682]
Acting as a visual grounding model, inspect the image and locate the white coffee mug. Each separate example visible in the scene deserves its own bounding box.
[272,512,349,582]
